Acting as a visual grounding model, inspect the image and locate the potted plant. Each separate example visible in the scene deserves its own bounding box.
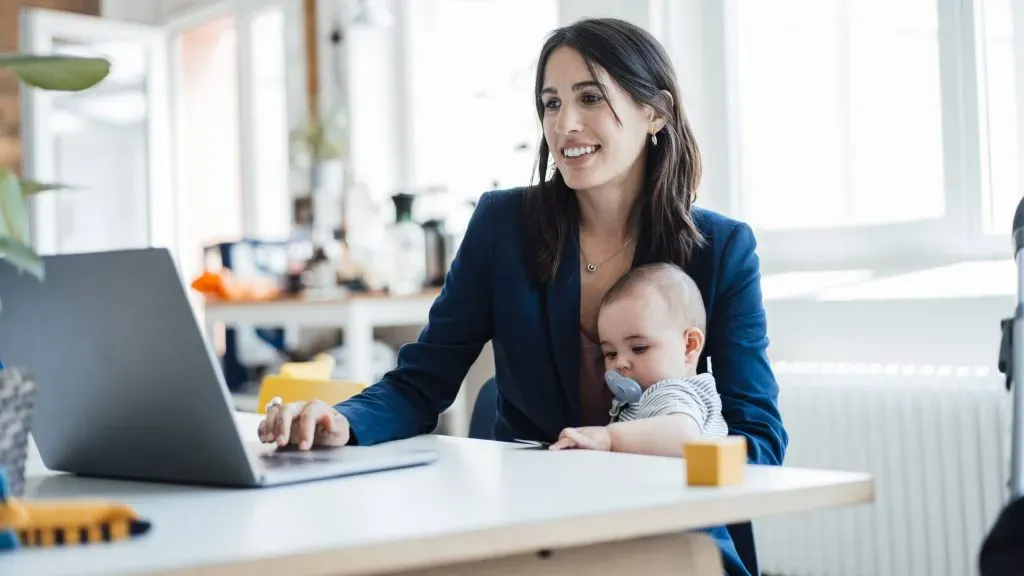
[289,108,349,193]
[289,108,353,277]
[0,52,110,496]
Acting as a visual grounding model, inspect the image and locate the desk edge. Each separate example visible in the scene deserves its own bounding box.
[138,475,874,576]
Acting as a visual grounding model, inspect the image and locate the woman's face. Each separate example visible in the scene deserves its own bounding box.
[540,46,655,192]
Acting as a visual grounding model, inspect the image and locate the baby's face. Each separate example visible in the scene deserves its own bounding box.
[598,286,700,389]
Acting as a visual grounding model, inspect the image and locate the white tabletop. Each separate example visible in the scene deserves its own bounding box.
[3,414,874,576]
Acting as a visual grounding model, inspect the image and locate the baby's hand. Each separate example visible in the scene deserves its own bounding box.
[549,426,612,452]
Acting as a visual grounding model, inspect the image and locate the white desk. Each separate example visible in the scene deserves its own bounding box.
[203,291,469,436]
[5,414,874,576]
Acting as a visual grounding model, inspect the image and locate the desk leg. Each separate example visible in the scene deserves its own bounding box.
[345,305,373,386]
[384,533,723,576]
[444,384,469,437]
[204,316,220,354]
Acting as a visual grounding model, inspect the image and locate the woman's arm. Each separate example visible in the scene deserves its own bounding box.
[333,192,497,445]
[707,223,788,465]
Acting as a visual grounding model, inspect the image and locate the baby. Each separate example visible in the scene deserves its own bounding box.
[550,263,728,456]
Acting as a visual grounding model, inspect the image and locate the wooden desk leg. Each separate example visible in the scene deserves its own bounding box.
[439,382,469,437]
[450,384,469,437]
[345,304,373,386]
[385,533,724,576]
[204,316,224,357]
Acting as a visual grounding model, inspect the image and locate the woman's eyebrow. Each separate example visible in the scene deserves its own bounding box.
[541,80,603,95]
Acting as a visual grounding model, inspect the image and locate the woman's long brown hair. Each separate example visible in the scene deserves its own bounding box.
[525,18,705,284]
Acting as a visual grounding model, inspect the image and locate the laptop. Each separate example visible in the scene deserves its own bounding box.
[0,248,438,487]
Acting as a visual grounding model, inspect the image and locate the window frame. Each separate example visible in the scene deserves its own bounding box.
[671,0,1013,271]
[381,0,1019,271]
[165,0,304,243]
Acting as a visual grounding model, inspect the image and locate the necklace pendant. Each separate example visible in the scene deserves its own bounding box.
[587,263,597,272]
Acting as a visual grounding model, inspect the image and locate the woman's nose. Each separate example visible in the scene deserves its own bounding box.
[555,102,582,135]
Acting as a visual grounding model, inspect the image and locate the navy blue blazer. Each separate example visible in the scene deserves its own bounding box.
[336,187,787,464]
[335,187,788,576]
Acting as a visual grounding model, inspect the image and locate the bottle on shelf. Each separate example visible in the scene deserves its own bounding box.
[388,193,426,296]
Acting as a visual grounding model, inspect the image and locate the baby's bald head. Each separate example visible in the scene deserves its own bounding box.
[598,263,707,384]
[600,263,706,333]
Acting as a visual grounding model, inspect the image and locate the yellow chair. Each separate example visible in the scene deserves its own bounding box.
[256,354,366,414]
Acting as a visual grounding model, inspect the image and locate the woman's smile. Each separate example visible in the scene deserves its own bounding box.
[560,144,601,168]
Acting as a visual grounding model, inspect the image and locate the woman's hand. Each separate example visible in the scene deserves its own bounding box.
[549,426,612,451]
[257,397,350,450]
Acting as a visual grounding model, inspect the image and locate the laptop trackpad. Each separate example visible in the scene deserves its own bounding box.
[259,448,348,467]
[250,443,437,471]
[253,444,363,466]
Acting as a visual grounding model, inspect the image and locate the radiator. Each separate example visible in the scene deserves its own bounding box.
[756,362,1011,576]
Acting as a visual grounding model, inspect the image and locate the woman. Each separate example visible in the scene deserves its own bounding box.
[259,17,787,576]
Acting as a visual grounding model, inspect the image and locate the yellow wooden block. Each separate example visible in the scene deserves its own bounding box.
[683,436,747,487]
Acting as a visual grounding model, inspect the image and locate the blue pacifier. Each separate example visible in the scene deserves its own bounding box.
[605,370,643,404]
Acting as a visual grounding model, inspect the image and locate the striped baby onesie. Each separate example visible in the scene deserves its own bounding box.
[609,373,729,438]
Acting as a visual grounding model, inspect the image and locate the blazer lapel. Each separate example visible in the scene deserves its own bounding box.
[545,230,581,422]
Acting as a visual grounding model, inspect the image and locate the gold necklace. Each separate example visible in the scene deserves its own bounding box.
[580,237,634,273]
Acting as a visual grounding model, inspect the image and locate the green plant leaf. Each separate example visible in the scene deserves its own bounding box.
[0,237,43,281]
[19,180,74,195]
[0,171,30,244]
[0,54,110,91]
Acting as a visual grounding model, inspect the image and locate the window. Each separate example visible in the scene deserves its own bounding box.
[177,14,244,283]
[248,7,291,240]
[732,0,945,231]
[405,0,558,200]
[170,0,299,291]
[711,0,1010,268]
[977,0,1020,235]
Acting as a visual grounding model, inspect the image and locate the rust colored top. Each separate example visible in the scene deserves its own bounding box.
[579,329,614,426]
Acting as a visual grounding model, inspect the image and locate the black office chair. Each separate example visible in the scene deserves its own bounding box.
[980,496,1024,575]
[467,377,761,575]
[468,377,499,440]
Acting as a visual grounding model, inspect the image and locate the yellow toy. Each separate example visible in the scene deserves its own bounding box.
[683,436,747,487]
[0,469,150,550]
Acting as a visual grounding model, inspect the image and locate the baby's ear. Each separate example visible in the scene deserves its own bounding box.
[684,327,705,363]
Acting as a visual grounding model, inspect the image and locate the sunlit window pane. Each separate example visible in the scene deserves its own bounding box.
[977,0,1020,235]
[406,0,558,200]
[733,0,945,230]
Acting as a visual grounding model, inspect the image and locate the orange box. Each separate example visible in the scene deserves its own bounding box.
[683,436,747,486]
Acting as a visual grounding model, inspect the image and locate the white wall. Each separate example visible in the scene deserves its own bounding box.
[558,0,657,27]
[101,0,208,23]
[53,122,149,252]
[101,0,161,22]
[764,296,1012,368]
